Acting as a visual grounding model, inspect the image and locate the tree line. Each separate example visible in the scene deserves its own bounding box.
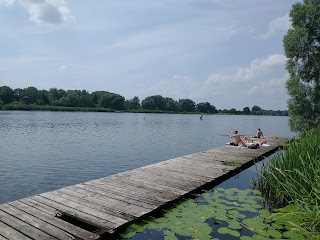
[0,85,287,116]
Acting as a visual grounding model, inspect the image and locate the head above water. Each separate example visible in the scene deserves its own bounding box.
[258,128,261,131]
[234,130,238,134]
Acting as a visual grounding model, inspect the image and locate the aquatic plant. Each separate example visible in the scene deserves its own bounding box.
[253,129,320,236]
[119,188,309,239]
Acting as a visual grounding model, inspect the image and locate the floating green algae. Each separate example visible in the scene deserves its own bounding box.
[120,188,309,239]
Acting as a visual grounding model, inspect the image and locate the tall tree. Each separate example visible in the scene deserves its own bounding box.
[125,96,141,110]
[178,99,195,112]
[0,86,14,104]
[284,0,320,131]
[243,107,251,115]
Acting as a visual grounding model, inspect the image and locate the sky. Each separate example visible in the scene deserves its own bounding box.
[0,0,297,110]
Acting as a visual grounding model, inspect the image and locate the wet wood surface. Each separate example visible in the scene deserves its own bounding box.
[0,137,287,239]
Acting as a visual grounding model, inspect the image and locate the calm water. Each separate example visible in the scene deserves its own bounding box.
[0,111,294,204]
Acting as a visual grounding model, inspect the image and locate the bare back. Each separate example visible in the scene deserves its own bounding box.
[256,130,264,138]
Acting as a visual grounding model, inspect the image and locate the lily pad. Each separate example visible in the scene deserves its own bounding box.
[217,227,240,237]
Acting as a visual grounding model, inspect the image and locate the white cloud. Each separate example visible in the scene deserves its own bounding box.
[58,65,67,72]
[138,54,288,109]
[260,13,291,39]
[1,0,74,26]
[0,0,15,5]
[141,75,201,100]
[187,0,236,8]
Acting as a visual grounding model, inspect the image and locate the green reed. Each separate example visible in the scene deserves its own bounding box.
[253,129,320,234]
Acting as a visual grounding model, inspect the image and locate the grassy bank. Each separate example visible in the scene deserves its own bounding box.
[253,129,320,236]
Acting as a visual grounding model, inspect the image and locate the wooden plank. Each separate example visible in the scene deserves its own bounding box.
[0,234,8,240]
[31,195,113,231]
[153,161,233,178]
[38,193,127,228]
[89,180,184,202]
[134,168,210,184]
[52,190,133,221]
[0,209,56,240]
[19,198,56,216]
[141,162,230,179]
[72,184,158,210]
[98,177,187,199]
[100,170,202,192]
[0,220,32,240]
[8,201,100,240]
[0,204,75,240]
[60,187,149,217]
[83,182,171,204]
[111,170,206,192]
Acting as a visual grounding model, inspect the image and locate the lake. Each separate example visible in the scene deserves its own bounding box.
[0,111,294,204]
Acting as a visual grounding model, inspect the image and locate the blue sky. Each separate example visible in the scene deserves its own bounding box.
[0,0,296,110]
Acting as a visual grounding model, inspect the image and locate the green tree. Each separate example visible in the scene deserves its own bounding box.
[0,86,14,104]
[99,93,125,110]
[229,108,237,114]
[125,96,141,110]
[243,107,250,114]
[141,95,166,110]
[252,105,262,112]
[164,98,178,112]
[21,87,38,104]
[178,99,195,112]
[196,102,217,113]
[284,0,320,131]
[49,88,66,104]
[0,100,4,109]
[13,88,23,101]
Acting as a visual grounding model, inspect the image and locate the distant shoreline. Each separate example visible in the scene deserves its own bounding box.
[0,103,288,116]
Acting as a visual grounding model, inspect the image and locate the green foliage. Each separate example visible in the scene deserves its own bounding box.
[252,105,262,112]
[99,92,125,110]
[196,102,218,113]
[125,96,141,110]
[0,86,14,104]
[283,0,320,131]
[0,85,286,115]
[0,100,4,109]
[120,188,310,239]
[178,98,196,112]
[243,107,251,114]
[253,129,320,236]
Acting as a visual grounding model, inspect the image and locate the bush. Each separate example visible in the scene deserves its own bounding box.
[253,129,320,234]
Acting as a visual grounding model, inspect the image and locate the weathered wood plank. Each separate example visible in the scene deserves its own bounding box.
[0,209,56,240]
[0,204,75,240]
[92,179,187,201]
[8,201,99,240]
[97,177,188,199]
[72,184,159,210]
[38,193,127,228]
[31,195,113,231]
[59,187,149,217]
[53,190,133,221]
[19,198,57,216]
[83,181,174,204]
[0,234,8,240]
[0,220,32,240]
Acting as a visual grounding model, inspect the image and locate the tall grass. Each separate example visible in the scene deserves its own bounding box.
[253,129,320,234]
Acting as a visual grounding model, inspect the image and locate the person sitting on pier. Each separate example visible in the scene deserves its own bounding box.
[252,128,264,138]
[226,130,241,146]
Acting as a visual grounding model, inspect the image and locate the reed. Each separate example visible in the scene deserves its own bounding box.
[253,129,320,233]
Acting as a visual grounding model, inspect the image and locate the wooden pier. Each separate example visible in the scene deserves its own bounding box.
[0,137,287,239]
